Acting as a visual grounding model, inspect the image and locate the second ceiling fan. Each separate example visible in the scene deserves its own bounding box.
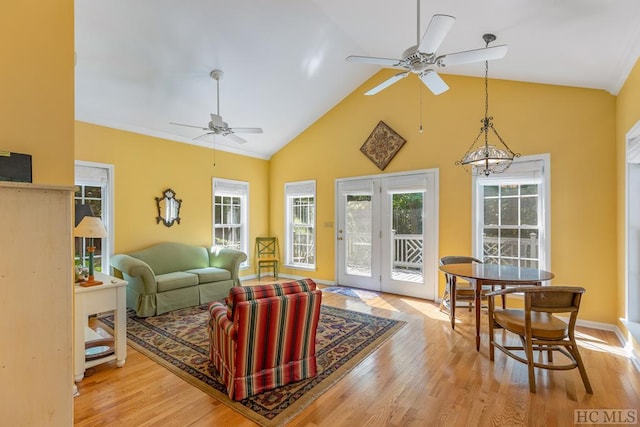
[346,1,508,96]
[170,69,263,144]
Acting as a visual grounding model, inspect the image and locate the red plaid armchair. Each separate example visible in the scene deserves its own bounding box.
[207,279,322,400]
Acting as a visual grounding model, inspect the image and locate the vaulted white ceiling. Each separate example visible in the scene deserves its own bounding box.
[75,0,640,159]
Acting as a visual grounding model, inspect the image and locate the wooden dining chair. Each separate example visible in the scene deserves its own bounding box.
[255,237,280,280]
[439,256,482,329]
[486,285,593,394]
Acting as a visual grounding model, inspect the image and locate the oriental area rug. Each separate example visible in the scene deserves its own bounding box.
[99,303,405,426]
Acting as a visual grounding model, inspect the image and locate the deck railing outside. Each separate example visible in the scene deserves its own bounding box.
[345,232,538,272]
[393,233,423,271]
[483,233,538,259]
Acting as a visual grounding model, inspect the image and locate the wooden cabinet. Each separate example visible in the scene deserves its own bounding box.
[0,182,74,425]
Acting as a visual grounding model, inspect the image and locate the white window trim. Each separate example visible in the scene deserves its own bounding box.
[212,178,249,268]
[471,153,551,271]
[74,161,115,274]
[625,119,640,346]
[284,180,316,270]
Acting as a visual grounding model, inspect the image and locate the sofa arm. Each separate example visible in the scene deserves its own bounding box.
[110,254,158,294]
[209,248,247,286]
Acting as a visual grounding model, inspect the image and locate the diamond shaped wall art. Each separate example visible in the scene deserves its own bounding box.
[360,121,406,171]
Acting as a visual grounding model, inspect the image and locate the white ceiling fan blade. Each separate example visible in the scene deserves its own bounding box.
[365,72,409,95]
[418,14,456,55]
[193,132,214,141]
[438,44,508,67]
[169,122,208,131]
[420,70,449,95]
[346,55,401,67]
[225,133,247,144]
[230,127,263,134]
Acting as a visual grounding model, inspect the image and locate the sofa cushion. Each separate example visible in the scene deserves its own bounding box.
[156,272,199,292]
[185,267,231,283]
[129,242,210,275]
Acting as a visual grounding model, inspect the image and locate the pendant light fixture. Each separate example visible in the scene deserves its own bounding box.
[456,34,519,176]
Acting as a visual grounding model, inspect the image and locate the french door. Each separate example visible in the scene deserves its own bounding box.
[336,170,438,299]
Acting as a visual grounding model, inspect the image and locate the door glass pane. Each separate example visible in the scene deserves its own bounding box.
[391,192,423,283]
[345,195,372,277]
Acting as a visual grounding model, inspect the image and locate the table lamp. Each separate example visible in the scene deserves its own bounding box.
[74,216,108,286]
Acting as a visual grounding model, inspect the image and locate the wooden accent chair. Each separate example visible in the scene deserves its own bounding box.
[207,279,322,400]
[439,255,483,329]
[487,286,593,394]
[255,237,279,280]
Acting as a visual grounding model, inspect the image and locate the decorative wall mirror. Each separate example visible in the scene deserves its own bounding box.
[155,188,182,227]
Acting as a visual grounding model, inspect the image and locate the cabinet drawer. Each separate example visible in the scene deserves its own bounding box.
[80,289,117,314]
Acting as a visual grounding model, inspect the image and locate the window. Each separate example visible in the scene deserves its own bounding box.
[213,178,248,267]
[285,180,316,269]
[472,155,550,270]
[75,162,113,273]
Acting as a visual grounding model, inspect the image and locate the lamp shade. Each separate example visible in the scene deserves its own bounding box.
[74,216,108,238]
[75,203,95,227]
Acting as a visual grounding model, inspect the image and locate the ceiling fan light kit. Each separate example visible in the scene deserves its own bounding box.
[456,34,519,176]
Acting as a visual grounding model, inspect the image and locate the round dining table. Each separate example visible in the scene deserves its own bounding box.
[438,262,554,351]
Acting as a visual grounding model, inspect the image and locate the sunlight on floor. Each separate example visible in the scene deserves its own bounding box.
[575,330,631,358]
[394,296,451,321]
[313,280,633,361]
[362,298,400,312]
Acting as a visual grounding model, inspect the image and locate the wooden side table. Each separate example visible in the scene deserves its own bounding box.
[74,271,127,382]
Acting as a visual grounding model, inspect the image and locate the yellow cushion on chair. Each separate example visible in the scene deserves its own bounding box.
[494,309,568,340]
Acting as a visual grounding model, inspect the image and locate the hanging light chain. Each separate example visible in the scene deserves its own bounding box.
[482,35,491,151]
[456,33,520,175]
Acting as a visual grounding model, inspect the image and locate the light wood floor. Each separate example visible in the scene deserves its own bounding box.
[74,278,640,426]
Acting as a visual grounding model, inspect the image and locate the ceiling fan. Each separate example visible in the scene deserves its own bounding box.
[346,1,508,96]
[170,69,263,144]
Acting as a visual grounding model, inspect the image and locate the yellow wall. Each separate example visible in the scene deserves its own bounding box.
[1,1,74,185]
[616,58,640,347]
[271,69,617,324]
[75,122,270,271]
[1,1,74,424]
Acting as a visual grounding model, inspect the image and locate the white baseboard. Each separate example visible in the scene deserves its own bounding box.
[239,274,335,287]
[546,316,640,373]
[618,319,640,372]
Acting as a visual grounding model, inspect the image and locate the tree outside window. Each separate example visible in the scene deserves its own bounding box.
[75,185,104,271]
[212,178,248,267]
[481,183,540,268]
[285,181,316,268]
[473,155,549,270]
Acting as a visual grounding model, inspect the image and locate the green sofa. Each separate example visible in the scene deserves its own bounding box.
[110,242,247,317]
